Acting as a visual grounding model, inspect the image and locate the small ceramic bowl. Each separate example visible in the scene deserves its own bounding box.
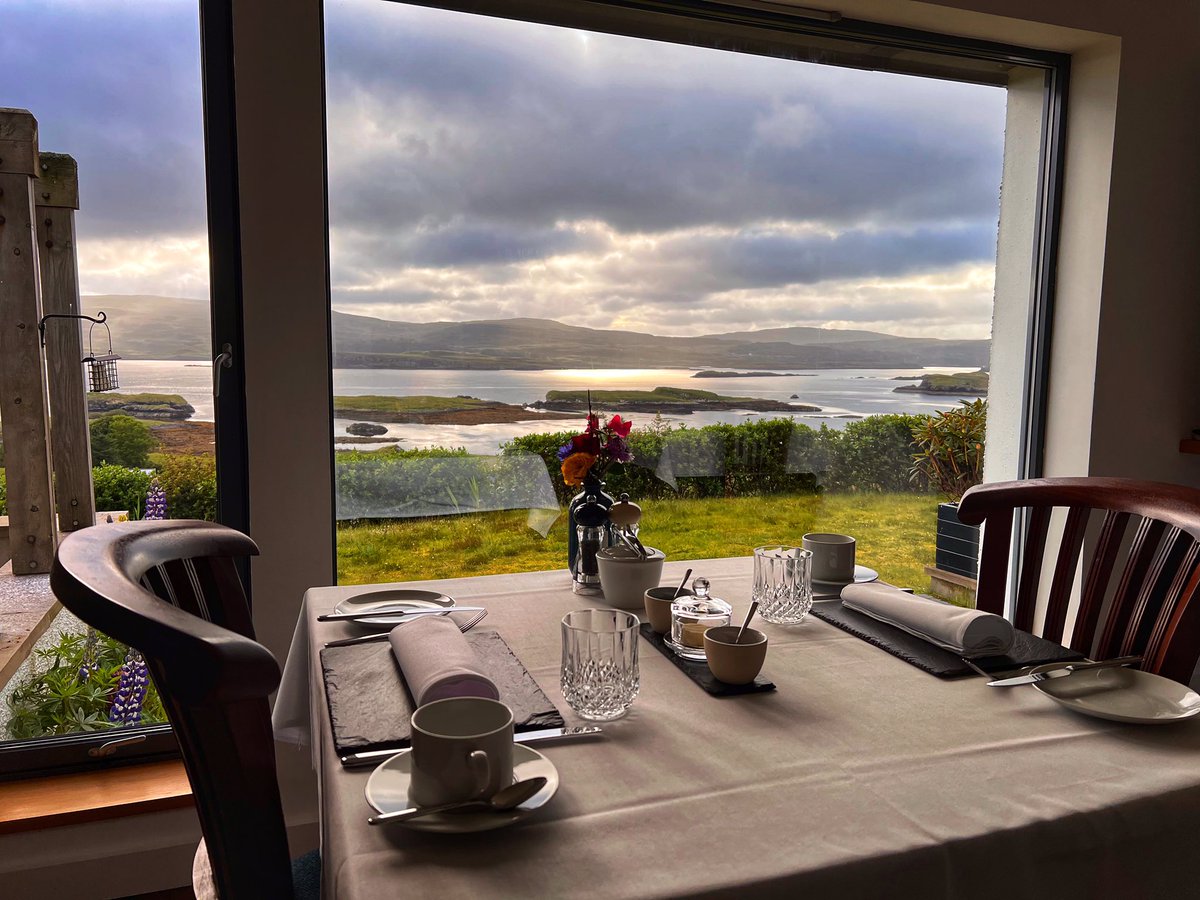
[644,586,692,634]
[703,626,768,685]
[597,546,666,610]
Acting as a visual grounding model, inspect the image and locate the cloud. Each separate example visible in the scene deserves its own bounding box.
[4,0,1008,340]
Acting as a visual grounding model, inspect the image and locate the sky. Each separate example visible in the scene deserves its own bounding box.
[1,0,1007,339]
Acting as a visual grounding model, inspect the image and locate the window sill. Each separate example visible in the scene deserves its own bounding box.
[0,760,192,835]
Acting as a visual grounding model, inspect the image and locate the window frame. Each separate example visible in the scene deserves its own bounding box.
[0,0,247,780]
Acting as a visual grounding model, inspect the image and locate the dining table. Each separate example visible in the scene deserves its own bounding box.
[272,557,1200,899]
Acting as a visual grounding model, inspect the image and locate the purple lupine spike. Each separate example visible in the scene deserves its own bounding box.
[109,648,149,726]
[144,479,168,520]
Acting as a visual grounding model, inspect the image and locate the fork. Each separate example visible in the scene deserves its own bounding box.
[323,608,488,648]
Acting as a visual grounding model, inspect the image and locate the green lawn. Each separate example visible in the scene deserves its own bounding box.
[337,491,940,591]
[333,394,493,413]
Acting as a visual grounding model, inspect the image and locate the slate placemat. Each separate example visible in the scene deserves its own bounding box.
[320,629,564,754]
[639,624,776,695]
[810,600,1085,678]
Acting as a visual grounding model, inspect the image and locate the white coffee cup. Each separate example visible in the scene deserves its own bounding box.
[408,697,514,807]
[802,533,856,583]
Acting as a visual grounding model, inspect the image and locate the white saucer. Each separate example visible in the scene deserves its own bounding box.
[335,589,455,627]
[365,743,559,833]
[1033,666,1200,725]
[812,565,879,589]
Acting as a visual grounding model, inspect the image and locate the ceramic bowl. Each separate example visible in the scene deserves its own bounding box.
[644,586,692,634]
[596,546,665,610]
[703,626,768,685]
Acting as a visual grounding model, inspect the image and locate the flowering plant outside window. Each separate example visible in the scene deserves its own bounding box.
[558,409,634,485]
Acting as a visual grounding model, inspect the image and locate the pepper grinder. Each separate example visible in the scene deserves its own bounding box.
[572,494,610,594]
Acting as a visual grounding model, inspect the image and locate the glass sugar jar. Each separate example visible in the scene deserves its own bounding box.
[667,578,732,660]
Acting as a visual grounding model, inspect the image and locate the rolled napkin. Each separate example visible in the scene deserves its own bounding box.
[388,615,500,706]
[841,583,1014,657]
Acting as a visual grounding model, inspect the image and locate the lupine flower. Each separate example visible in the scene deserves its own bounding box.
[109,649,149,726]
[143,479,167,520]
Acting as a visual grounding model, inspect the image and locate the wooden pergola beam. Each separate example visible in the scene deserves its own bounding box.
[36,152,95,531]
[0,108,56,572]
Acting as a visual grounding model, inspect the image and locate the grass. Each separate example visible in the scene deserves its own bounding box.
[87,392,191,404]
[337,491,940,591]
[333,394,495,413]
[909,372,989,391]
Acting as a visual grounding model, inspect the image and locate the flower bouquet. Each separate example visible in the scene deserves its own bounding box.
[558,411,635,485]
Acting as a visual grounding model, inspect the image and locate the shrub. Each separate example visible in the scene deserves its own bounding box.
[92,463,152,516]
[90,414,156,467]
[5,629,166,739]
[828,414,931,493]
[0,468,6,516]
[158,454,218,521]
[911,399,987,501]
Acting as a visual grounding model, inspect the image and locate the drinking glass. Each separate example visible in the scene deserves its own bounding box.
[753,546,813,625]
[560,609,640,720]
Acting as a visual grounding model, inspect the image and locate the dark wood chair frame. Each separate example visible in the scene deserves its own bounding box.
[958,477,1200,683]
[50,519,296,900]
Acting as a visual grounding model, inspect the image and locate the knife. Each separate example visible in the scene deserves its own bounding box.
[318,606,485,623]
[986,655,1142,687]
[339,725,603,768]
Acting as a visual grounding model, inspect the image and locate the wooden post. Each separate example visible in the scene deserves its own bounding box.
[36,153,95,532]
[0,108,56,573]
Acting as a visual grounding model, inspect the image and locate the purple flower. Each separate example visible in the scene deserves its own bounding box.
[607,436,632,463]
[556,442,574,461]
[77,628,100,682]
[109,649,149,726]
[143,479,167,520]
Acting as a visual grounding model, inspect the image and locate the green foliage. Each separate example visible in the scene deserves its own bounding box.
[910,399,988,501]
[90,413,156,467]
[157,455,218,520]
[92,463,153,516]
[826,414,930,493]
[5,630,166,739]
[0,468,6,517]
[545,386,744,403]
[334,395,492,413]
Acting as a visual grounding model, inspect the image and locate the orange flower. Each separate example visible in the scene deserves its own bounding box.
[561,452,597,486]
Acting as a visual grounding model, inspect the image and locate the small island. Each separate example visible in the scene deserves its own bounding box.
[333,395,577,425]
[892,371,988,396]
[533,386,821,414]
[696,367,806,379]
[87,392,195,421]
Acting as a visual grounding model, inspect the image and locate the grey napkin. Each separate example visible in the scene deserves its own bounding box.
[388,614,500,706]
[841,583,1014,658]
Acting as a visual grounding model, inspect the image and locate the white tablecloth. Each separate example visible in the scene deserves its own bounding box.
[274,558,1200,899]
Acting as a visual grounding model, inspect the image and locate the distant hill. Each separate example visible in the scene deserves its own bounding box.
[79,294,990,369]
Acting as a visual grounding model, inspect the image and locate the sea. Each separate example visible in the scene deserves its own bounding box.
[115,360,978,455]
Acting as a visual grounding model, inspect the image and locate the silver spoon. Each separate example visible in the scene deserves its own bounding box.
[368,776,548,825]
[672,568,693,600]
[736,600,759,644]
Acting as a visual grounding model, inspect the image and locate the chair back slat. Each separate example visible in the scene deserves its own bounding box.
[1119,526,1183,657]
[1097,518,1167,659]
[50,520,294,900]
[1042,506,1089,644]
[959,478,1200,678]
[1144,540,1200,667]
[1074,509,1131,653]
[1014,506,1051,632]
[973,507,1012,617]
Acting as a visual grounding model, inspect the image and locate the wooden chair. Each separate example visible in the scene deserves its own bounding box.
[958,477,1200,682]
[50,519,319,900]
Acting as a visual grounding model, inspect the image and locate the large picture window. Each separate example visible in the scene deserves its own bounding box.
[324,1,1064,596]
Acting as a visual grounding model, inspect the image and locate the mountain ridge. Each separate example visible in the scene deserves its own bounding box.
[80,294,989,369]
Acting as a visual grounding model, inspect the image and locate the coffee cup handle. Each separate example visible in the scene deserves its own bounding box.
[467,750,491,797]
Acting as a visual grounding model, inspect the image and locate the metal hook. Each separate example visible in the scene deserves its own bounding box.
[38,310,107,348]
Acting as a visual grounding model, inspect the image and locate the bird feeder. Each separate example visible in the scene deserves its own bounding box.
[40,310,122,392]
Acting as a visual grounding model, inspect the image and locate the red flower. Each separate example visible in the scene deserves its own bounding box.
[607,415,633,438]
[586,413,601,434]
[572,432,601,454]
